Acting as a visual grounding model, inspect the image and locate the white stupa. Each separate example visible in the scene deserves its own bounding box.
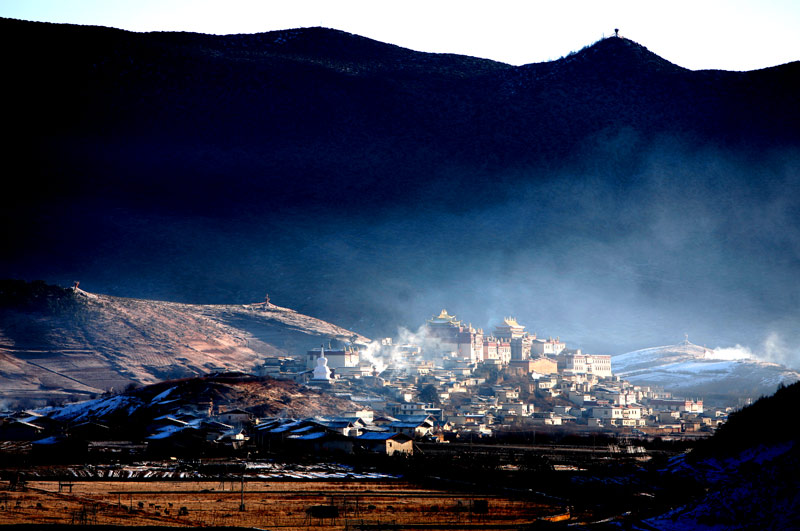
[311,345,332,382]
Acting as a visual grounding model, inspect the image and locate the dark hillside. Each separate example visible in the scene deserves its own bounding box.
[2,18,799,352]
[689,380,800,461]
[639,382,800,529]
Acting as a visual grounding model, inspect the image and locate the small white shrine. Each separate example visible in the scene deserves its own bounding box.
[311,345,333,382]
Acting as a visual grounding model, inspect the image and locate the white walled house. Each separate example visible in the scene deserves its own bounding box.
[306,346,360,370]
[591,406,623,420]
[531,337,566,356]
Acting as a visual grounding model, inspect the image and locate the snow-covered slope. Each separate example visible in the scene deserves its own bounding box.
[613,340,800,405]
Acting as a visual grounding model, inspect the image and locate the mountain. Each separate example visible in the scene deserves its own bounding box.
[612,340,800,405]
[2,18,799,355]
[0,279,368,406]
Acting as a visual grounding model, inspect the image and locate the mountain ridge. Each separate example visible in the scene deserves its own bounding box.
[2,18,799,356]
[613,341,800,405]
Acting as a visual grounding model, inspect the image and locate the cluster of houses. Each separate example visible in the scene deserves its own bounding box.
[257,310,729,437]
[145,407,428,456]
[0,402,426,459]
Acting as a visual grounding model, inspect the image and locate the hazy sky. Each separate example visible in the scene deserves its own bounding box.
[2,0,798,71]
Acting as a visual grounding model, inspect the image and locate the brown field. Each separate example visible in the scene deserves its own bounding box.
[0,479,568,529]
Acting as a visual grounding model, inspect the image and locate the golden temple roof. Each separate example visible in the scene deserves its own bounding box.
[428,309,461,326]
[437,309,453,319]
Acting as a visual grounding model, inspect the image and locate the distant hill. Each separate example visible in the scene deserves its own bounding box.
[0,279,368,406]
[1,18,799,353]
[612,340,800,405]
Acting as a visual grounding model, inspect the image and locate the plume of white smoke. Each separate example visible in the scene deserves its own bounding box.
[706,332,799,369]
[359,322,456,376]
[708,345,752,361]
[358,341,387,373]
[760,331,795,367]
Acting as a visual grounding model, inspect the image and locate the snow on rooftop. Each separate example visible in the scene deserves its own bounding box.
[48,394,142,422]
[32,436,62,445]
[146,425,185,440]
[357,432,406,440]
[289,431,326,440]
[151,386,176,403]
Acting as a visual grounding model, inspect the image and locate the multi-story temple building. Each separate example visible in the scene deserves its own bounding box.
[426,310,484,362]
[493,317,533,361]
[424,310,610,380]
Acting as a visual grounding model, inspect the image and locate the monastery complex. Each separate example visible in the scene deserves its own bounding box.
[261,309,718,438]
[424,310,611,378]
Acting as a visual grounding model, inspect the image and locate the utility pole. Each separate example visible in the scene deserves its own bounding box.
[239,472,245,512]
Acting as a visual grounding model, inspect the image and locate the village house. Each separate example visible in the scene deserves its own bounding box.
[216,428,249,450]
[656,411,680,423]
[146,424,207,455]
[253,419,312,448]
[336,364,376,379]
[590,405,624,421]
[536,376,559,391]
[255,357,284,377]
[531,412,563,426]
[497,402,534,417]
[387,415,435,438]
[387,402,428,417]
[458,422,493,437]
[341,409,375,423]
[557,352,612,378]
[648,398,704,414]
[309,418,362,437]
[493,386,520,401]
[287,431,354,454]
[462,376,487,387]
[217,408,253,427]
[355,432,414,455]
[567,390,593,405]
[0,420,46,441]
[530,337,566,356]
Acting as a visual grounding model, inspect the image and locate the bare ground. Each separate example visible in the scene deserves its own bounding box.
[0,479,567,529]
